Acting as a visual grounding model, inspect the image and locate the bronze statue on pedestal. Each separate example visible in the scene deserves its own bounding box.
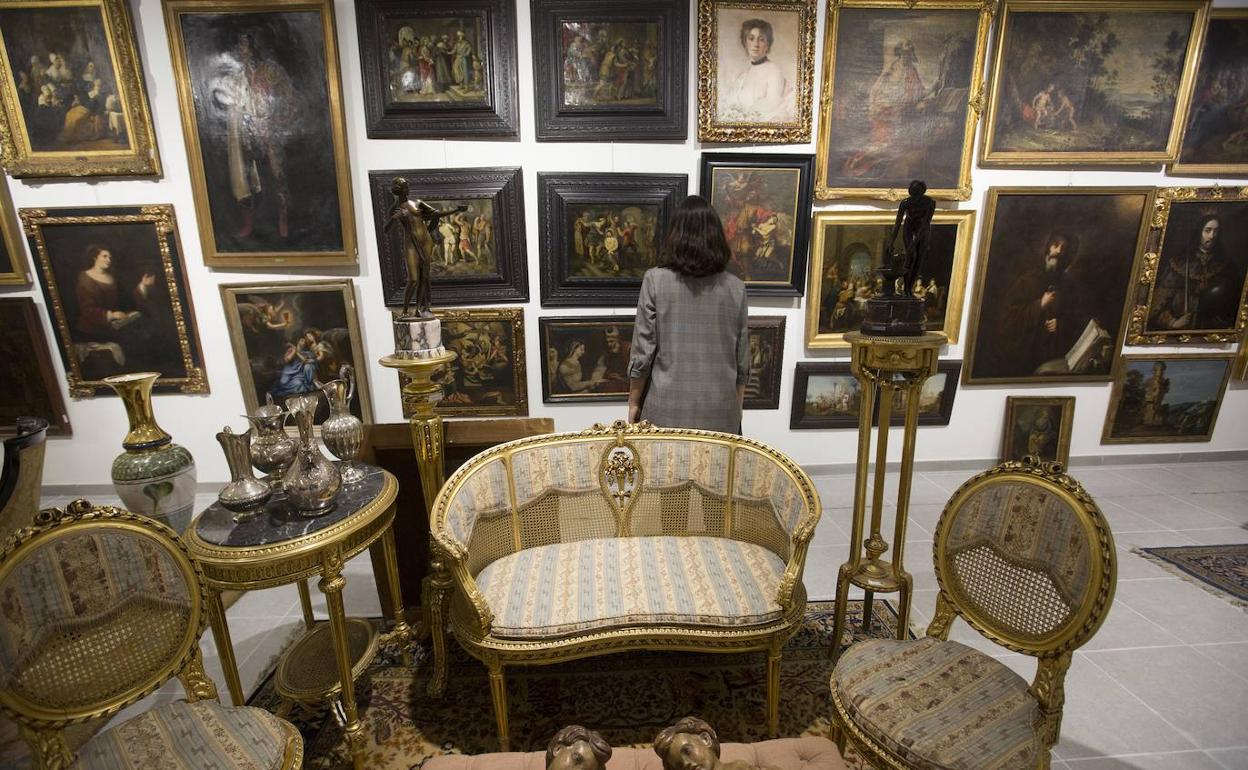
[885,180,936,298]
[861,179,934,336]
[385,176,465,318]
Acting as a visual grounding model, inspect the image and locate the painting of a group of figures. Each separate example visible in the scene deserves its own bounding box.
[385,17,486,104]
[567,204,660,278]
[559,21,661,107]
[539,317,635,402]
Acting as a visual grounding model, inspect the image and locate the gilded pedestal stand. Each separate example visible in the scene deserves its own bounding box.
[379,350,456,697]
[830,331,945,660]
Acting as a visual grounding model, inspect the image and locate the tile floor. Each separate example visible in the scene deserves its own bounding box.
[39,460,1248,768]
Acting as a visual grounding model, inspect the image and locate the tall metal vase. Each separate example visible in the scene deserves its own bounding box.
[103,372,197,532]
[284,393,342,515]
[321,364,365,484]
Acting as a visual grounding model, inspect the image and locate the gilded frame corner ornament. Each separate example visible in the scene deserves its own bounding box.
[1126,186,1248,345]
[0,0,161,178]
[696,0,817,144]
[814,0,992,201]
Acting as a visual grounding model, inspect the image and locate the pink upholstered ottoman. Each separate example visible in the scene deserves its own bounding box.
[424,737,848,770]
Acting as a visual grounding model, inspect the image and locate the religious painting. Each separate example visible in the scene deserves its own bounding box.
[539,172,686,307]
[532,0,687,141]
[0,298,71,436]
[1102,354,1232,444]
[0,0,160,177]
[394,307,527,418]
[815,0,991,200]
[538,316,635,403]
[0,180,30,285]
[805,209,974,348]
[1128,187,1248,345]
[21,205,207,398]
[355,0,519,138]
[981,0,1208,165]
[964,188,1153,385]
[745,316,785,410]
[1001,396,1074,465]
[697,0,816,143]
[1171,11,1248,174]
[700,153,813,297]
[790,362,859,429]
[163,0,356,267]
[220,279,373,426]
[369,167,528,307]
[878,360,961,426]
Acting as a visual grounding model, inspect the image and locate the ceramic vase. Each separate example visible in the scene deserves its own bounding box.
[215,426,272,518]
[246,394,297,491]
[103,372,197,532]
[320,365,365,484]
[283,393,341,515]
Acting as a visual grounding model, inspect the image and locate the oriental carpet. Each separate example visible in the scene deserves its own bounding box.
[1137,544,1248,606]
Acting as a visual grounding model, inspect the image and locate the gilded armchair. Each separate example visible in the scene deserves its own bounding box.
[0,501,303,770]
[828,458,1116,770]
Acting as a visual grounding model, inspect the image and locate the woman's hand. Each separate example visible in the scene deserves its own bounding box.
[627,403,641,424]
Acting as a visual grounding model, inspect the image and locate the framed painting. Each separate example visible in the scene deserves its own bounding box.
[981,0,1208,166]
[0,297,70,436]
[1001,396,1074,465]
[0,0,160,178]
[790,361,859,429]
[163,0,356,267]
[699,153,813,297]
[696,0,816,143]
[1102,353,1233,444]
[538,172,686,307]
[538,316,635,403]
[0,178,29,284]
[531,0,687,141]
[815,0,991,200]
[805,209,974,348]
[1236,331,1248,381]
[1128,187,1248,345]
[21,205,207,398]
[964,188,1153,385]
[878,359,961,426]
[394,307,527,418]
[369,167,528,307]
[1171,10,1248,175]
[355,0,519,138]
[745,316,785,410]
[220,279,373,426]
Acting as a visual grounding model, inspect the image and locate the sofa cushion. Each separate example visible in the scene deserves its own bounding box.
[831,637,1043,770]
[424,737,848,770]
[475,535,786,639]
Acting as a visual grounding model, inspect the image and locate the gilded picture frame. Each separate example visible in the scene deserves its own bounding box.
[1102,353,1233,444]
[1170,10,1248,175]
[538,315,635,403]
[1235,330,1248,381]
[1127,186,1248,345]
[745,315,785,410]
[220,279,374,426]
[0,0,161,178]
[162,0,357,268]
[0,297,71,436]
[696,0,816,143]
[0,177,30,285]
[980,0,1209,166]
[1000,395,1074,465]
[21,204,207,397]
[805,209,973,348]
[814,0,992,201]
[394,307,528,418]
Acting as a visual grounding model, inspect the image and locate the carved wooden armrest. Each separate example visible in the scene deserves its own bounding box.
[432,533,494,635]
[776,514,818,612]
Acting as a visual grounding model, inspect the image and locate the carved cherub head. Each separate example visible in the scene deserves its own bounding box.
[547,726,613,770]
[653,717,722,770]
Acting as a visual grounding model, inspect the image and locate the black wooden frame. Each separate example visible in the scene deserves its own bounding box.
[745,316,786,410]
[790,361,858,429]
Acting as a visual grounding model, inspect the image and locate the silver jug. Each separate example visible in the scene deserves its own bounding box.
[215,426,272,519]
[320,364,365,484]
[283,392,341,515]
[246,394,297,491]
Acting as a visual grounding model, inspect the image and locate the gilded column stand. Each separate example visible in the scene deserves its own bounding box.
[379,350,456,697]
[830,331,945,660]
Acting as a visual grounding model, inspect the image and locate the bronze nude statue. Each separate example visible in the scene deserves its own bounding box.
[385,176,465,318]
[654,717,771,770]
[884,179,936,298]
[547,725,613,770]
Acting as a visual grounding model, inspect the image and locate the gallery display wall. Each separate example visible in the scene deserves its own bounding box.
[2,0,1246,487]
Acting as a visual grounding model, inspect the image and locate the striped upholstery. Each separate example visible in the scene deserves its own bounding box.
[832,637,1043,770]
[475,535,785,639]
[72,700,291,769]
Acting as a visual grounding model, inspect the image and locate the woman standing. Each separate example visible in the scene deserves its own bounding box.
[628,195,750,434]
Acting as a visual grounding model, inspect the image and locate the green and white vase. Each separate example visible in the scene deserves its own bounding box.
[103,372,197,532]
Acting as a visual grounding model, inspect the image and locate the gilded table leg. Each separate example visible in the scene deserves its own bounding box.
[319,551,366,770]
[829,563,852,661]
[426,547,452,698]
[206,587,245,706]
[379,526,413,666]
[487,659,510,752]
[297,580,315,629]
[765,640,782,737]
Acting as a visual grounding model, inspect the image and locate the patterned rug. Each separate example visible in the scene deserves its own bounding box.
[1136,544,1248,607]
[246,600,906,769]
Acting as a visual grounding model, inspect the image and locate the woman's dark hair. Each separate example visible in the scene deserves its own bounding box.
[658,196,731,278]
[740,19,774,48]
[83,243,109,269]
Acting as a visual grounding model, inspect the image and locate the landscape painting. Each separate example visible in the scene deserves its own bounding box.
[1103,355,1232,444]
[790,362,860,429]
[539,317,635,403]
[878,360,961,426]
[1172,11,1248,173]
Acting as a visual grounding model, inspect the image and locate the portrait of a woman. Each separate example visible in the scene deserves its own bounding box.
[719,18,794,122]
[73,243,159,376]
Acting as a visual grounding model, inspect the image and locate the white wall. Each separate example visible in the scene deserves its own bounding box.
[7,0,1246,487]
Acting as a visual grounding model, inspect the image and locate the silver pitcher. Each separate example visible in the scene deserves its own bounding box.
[320,364,365,484]
[284,392,341,515]
[246,394,297,491]
[215,426,272,519]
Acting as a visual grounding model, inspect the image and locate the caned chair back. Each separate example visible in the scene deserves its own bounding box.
[932,458,1116,655]
[0,501,206,727]
[0,417,49,542]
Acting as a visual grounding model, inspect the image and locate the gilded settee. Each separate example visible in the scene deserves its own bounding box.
[426,421,823,750]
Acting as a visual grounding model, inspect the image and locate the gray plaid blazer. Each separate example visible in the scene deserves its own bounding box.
[628,267,749,433]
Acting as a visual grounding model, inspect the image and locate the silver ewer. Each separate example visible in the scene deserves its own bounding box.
[320,364,365,484]
[245,394,297,491]
[283,392,342,516]
[215,426,272,520]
